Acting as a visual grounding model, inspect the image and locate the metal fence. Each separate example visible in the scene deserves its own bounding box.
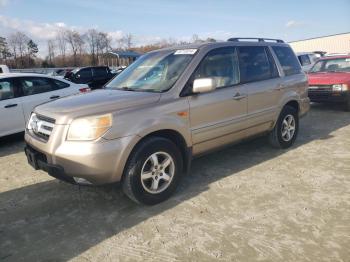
[9,68,70,74]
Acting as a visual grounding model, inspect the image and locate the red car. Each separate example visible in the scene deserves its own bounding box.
[308,55,350,111]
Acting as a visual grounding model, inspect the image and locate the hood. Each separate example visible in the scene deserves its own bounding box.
[35,89,161,124]
[308,72,350,85]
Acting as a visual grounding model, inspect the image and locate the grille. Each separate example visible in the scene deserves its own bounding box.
[29,114,56,142]
[308,85,332,91]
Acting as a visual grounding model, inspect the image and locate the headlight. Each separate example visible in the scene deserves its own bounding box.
[27,113,36,130]
[332,84,348,92]
[67,114,112,141]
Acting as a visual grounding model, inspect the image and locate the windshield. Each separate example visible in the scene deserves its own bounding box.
[310,57,350,73]
[105,50,195,92]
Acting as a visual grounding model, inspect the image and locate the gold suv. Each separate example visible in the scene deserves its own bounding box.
[25,38,310,204]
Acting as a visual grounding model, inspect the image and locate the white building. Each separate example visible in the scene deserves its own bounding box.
[289,32,350,55]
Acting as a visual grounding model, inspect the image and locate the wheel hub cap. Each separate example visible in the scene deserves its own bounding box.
[140,151,175,194]
[281,114,296,142]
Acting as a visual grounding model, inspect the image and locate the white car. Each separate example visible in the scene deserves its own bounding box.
[0,65,10,74]
[0,73,90,137]
[296,52,319,72]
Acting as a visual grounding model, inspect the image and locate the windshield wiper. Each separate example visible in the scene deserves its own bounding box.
[118,86,138,91]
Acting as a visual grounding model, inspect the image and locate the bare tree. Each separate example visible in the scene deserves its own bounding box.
[0,36,11,63]
[47,39,55,65]
[96,32,111,56]
[65,29,83,66]
[56,29,67,64]
[85,29,99,65]
[121,33,133,50]
[8,31,29,68]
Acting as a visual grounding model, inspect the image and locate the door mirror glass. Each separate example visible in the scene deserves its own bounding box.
[193,78,216,93]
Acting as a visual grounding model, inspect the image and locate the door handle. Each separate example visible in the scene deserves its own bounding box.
[232,93,247,100]
[4,104,18,108]
[50,95,60,99]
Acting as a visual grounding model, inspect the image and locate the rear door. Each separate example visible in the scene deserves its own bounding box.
[92,67,109,89]
[187,47,248,154]
[74,68,93,85]
[0,78,25,136]
[18,76,68,121]
[237,46,281,128]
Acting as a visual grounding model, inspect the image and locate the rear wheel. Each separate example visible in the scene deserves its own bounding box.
[122,137,183,205]
[269,105,299,149]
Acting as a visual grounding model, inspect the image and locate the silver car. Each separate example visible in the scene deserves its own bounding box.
[24,38,310,205]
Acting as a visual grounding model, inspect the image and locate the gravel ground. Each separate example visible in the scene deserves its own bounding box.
[0,104,349,262]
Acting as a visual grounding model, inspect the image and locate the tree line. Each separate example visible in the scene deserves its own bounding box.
[0,30,216,69]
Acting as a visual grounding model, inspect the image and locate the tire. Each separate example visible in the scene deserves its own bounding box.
[269,105,299,149]
[122,137,183,205]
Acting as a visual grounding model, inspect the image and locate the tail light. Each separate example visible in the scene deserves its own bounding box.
[79,87,91,93]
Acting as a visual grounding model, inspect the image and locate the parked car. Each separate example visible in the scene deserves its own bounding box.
[308,55,350,111]
[24,38,309,205]
[110,66,126,75]
[325,53,350,57]
[296,52,319,72]
[0,73,90,137]
[64,66,116,89]
[48,68,74,78]
[0,65,10,74]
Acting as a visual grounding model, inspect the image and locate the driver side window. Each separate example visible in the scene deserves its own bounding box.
[193,47,240,89]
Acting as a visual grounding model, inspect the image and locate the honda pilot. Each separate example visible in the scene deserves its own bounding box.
[25,38,310,205]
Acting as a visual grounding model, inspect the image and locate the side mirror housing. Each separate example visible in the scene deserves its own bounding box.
[192,78,216,94]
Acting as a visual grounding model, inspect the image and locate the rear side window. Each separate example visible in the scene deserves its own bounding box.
[93,67,108,77]
[77,68,92,79]
[53,79,70,89]
[193,47,240,88]
[20,77,56,96]
[0,79,15,101]
[298,55,311,66]
[273,46,301,76]
[238,46,277,83]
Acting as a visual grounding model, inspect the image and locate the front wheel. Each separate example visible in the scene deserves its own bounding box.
[122,137,183,205]
[269,105,299,149]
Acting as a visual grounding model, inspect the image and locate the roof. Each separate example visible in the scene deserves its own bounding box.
[156,39,288,53]
[319,55,350,60]
[289,32,350,43]
[108,50,142,58]
[296,52,318,55]
[0,73,47,78]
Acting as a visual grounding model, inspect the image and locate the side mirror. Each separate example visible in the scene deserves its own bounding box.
[76,74,81,79]
[193,78,216,94]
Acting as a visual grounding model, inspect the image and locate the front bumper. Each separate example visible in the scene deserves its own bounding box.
[25,145,76,184]
[308,90,349,103]
[25,130,139,185]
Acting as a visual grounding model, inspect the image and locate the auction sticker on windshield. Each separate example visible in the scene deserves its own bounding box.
[174,49,197,55]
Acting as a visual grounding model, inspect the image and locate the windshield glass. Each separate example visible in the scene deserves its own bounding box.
[105,50,195,92]
[310,57,350,73]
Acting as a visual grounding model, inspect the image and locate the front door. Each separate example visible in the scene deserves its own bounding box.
[187,47,248,155]
[0,78,25,136]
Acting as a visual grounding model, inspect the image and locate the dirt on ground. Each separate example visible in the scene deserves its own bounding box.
[0,103,349,262]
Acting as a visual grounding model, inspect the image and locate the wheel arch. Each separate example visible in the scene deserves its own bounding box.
[123,129,192,180]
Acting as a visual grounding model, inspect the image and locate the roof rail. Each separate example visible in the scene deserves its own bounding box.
[227,37,284,43]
